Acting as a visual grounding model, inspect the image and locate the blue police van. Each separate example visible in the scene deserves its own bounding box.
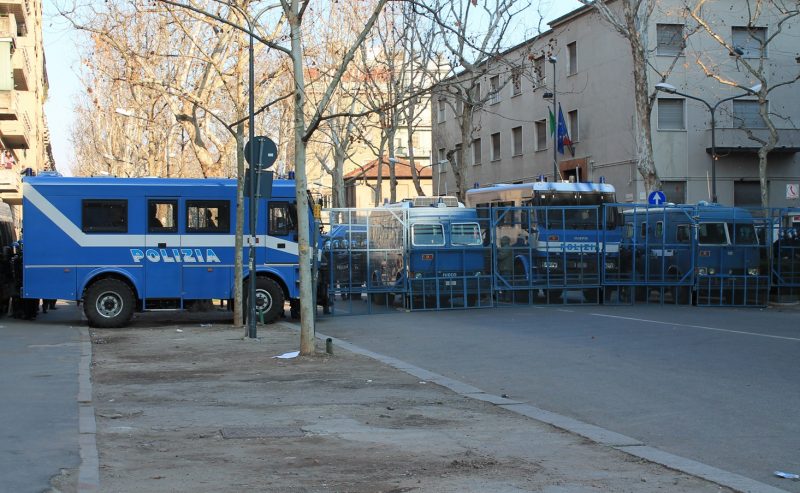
[21,175,311,327]
[620,202,767,305]
[367,197,491,309]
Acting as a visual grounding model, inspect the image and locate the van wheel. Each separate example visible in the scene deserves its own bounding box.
[84,279,135,328]
[246,278,284,323]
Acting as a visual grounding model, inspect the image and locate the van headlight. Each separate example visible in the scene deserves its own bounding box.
[697,267,708,275]
[541,261,558,269]
[708,268,716,275]
[605,261,617,270]
[748,268,760,276]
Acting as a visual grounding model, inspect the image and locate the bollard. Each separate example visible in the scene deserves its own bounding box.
[258,310,264,325]
[325,338,333,355]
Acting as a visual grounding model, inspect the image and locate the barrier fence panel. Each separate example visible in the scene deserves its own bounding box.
[605,204,695,306]
[319,206,493,315]
[693,206,769,307]
[769,208,800,302]
[491,205,608,305]
[318,208,406,315]
[406,215,493,311]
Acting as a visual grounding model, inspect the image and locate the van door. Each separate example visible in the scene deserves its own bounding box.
[144,198,181,300]
[265,201,299,265]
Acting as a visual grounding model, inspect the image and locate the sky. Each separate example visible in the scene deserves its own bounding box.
[42,1,583,176]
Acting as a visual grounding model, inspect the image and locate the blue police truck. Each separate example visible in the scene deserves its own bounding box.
[21,175,312,327]
[466,181,620,302]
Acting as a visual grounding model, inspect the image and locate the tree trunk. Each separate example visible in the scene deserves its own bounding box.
[288,5,316,356]
[233,122,245,327]
[627,22,661,194]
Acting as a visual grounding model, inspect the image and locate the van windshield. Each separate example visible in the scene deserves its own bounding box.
[536,192,617,230]
[728,223,758,245]
[698,223,727,245]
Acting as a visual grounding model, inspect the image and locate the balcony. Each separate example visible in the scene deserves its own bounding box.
[0,167,20,193]
[0,13,16,39]
[0,89,18,119]
[0,1,27,36]
[12,42,28,91]
[709,128,800,155]
[0,109,30,148]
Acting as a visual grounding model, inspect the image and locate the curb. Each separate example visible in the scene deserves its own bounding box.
[77,327,99,492]
[302,325,788,493]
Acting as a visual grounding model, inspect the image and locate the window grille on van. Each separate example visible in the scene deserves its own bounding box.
[413,196,459,207]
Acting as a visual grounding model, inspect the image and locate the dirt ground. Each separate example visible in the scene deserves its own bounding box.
[79,313,732,493]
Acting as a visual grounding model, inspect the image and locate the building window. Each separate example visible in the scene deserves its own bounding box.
[534,57,545,87]
[568,110,579,141]
[187,200,230,233]
[734,181,762,207]
[732,26,766,58]
[82,199,127,233]
[437,98,446,123]
[456,98,463,116]
[454,143,463,168]
[733,100,767,128]
[437,148,446,164]
[661,180,686,204]
[657,24,684,56]
[512,126,523,156]
[511,68,522,96]
[491,132,501,161]
[472,138,481,165]
[489,75,500,104]
[472,82,481,101]
[657,98,685,130]
[535,119,547,150]
[567,42,577,75]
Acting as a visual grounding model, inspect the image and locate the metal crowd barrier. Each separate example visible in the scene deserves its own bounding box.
[316,204,797,316]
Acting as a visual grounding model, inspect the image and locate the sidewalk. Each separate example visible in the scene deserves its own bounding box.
[81,315,736,493]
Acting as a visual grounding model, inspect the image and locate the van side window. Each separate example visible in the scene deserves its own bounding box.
[640,222,647,238]
[412,223,445,246]
[186,200,229,233]
[148,200,177,233]
[676,224,690,243]
[451,223,482,246]
[623,223,634,239]
[698,223,727,245]
[269,202,297,236]
[82,199,128,233]
[655,221,663,238]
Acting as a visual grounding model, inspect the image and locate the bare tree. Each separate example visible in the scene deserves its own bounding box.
[419,0,533,201]
[686,0,800,207]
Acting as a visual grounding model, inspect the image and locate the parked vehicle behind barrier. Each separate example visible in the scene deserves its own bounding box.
[20,175,314,327]
[620,203,767,305]
[368,197,491,309]
[318,223,368,302]
[466,180,620,302]
[0,202,17,313]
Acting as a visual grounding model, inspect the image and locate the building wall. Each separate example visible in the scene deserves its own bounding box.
[431,0,800,208]
[0,0,51,227]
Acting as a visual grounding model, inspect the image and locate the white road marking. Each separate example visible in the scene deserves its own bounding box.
[590,313,800,342]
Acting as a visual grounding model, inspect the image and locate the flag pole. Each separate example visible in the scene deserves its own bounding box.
[550,56,558,182]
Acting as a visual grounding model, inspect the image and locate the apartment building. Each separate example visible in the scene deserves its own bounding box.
[431,1,800,208]
[0,0,52,226]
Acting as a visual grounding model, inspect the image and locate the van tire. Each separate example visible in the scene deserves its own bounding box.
[245,277,284,324]
[84,279,135,328]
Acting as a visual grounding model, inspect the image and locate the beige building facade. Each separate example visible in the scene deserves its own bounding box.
[431,1,800,208]
[0,0,52,227]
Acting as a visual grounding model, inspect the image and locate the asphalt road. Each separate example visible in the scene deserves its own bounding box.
[317,303,800,492]
[0,306,81,492]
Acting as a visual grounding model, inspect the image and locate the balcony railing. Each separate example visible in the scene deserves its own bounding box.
[711,128,800,153]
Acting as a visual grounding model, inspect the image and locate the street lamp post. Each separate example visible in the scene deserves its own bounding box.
[549,56,558,181]
[655,82,761,203]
